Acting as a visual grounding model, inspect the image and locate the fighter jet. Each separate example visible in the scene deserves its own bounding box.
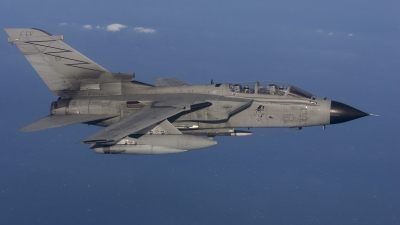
[5,28,373,154]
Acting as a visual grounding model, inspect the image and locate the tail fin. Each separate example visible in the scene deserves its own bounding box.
[5,28,109,96]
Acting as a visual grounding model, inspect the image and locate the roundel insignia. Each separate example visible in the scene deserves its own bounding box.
[55,56,61,61]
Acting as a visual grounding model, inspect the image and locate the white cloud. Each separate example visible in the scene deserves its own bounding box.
[106,24,127,31]
[59,22,67,26]
[83,25,92,30]
[96,25,101,29]
[316,29,354,37]
[134,27,156,34]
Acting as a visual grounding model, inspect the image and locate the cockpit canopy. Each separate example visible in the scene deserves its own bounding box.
[227,81,316,100]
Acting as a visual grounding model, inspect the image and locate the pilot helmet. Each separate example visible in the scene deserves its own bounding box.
[233,84,241,92]
[268,84,277,93]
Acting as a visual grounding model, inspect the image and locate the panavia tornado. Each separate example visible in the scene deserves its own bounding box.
[5,28,373,155]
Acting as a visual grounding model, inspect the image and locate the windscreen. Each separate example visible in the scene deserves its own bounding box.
[287,85,314,99]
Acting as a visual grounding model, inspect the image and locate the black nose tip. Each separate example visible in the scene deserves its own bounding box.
[330,101,369,124]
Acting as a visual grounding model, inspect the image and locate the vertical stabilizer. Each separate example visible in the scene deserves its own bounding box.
[5,28,109,96]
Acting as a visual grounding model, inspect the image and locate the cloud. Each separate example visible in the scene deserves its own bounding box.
[96,25,101,29]
[83,25,92,30]
[59,22,67,26]
[106,24,127,31]
[316,29,354,38]
[134,27,156,34]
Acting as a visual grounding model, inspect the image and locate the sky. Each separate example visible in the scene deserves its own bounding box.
[0,0,399,224]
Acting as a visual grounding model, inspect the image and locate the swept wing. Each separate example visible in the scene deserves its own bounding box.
[82,103,186,144]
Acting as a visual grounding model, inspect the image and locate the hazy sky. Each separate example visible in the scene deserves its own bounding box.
[1,1,399,224]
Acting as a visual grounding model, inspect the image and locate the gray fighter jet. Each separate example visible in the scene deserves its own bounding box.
[5,28,373,154]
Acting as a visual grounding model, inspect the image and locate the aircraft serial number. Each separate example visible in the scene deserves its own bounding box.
[283,114,307,121]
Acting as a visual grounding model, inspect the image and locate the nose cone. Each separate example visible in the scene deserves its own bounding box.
[330,101,369,124]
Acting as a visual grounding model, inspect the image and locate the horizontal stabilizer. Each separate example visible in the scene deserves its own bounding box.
[153,78,189,87]
[20,114,119,132]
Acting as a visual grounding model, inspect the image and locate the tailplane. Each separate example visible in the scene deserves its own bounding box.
[5,28,109,96]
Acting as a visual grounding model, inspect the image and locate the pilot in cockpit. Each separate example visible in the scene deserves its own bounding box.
[268,84,277,95]
[243,85,250,93]
[277,85,285,96]
[233,84,242,92]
